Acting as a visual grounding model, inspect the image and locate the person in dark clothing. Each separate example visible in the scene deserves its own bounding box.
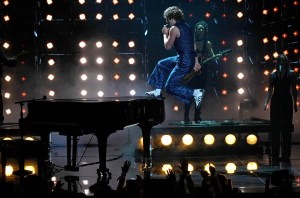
[263,54,298,166]
[208,165,222,197]
[0,48,17,124]
[184,20,215,122]
[200,169,216,198]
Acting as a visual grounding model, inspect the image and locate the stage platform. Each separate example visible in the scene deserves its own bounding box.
[151,119,271,134]
[139,120,300,196]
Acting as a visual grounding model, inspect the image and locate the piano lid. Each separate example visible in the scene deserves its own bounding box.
[18,96,165,133]
[16,96,165,104]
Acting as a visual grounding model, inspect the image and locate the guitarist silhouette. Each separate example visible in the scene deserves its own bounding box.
[184,21,230,123]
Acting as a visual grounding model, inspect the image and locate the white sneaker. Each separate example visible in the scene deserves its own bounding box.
[194,89,205,107]
[145,90,162,98]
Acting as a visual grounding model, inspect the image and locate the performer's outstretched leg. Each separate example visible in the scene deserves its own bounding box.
[146,57,177,97]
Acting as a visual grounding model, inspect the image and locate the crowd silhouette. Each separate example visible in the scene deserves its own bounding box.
[1,158,298,198]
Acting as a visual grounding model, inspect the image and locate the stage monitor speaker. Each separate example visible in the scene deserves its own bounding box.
[271,169,291,186]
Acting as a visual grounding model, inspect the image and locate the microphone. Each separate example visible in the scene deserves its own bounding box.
[160,24,170,38]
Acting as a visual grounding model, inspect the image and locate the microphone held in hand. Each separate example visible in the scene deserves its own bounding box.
[161,24,170,38]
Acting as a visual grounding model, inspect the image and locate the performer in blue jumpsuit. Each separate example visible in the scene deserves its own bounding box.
[146,6,204,107]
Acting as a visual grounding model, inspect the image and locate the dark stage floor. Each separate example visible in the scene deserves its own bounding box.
[1,121,300,197]
[40,121,300,196]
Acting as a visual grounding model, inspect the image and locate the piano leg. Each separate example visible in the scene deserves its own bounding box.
[65,134,79,171]
[72,135,78,169]
[139,122,155,179]
[38,133,51,179]
[66,135,71,169]
[95,132,113,181]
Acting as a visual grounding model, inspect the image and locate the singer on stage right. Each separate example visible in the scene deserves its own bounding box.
[263,53,298,167]
[145,6,204,108]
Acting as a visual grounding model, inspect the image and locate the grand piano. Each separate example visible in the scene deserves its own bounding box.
[17,97,165,179]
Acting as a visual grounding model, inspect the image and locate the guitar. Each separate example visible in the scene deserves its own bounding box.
[182,49,232,84]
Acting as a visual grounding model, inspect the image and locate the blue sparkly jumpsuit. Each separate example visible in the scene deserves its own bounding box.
[147,21,196,104]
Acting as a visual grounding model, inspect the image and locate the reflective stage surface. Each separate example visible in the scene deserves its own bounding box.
[48,123,300,196]
[1,122,300,196]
